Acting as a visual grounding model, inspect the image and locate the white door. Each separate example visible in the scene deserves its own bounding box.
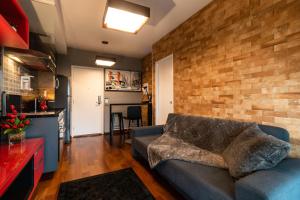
[71,66,104,136]
[155,54,174,125]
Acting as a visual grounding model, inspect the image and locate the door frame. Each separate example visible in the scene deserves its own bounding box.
[155,54,174,125]
[71,65,105,136]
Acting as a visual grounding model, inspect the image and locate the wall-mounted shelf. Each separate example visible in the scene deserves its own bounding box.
[0,0,29,49]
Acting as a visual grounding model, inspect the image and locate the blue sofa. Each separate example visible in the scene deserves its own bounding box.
[132,123,300,200]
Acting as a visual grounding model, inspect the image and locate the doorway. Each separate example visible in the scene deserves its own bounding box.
[155,54,174,125]
[71,66,104,136]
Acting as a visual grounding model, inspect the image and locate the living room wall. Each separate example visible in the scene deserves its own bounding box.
[56,48,143,133]
[142,0,300,154]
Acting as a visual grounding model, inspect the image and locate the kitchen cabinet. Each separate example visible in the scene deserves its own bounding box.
[25,109,65,173]
[0,0,29,49]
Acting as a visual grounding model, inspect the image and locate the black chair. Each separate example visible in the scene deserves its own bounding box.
[110,112,125,144]
[123,106,143,129]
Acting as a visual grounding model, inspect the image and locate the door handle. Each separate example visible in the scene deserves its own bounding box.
[55,78,60,89]
[169,101,173,104]
[97,96,102,105]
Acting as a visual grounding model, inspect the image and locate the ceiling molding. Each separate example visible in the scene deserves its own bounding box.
[32,0,56,6]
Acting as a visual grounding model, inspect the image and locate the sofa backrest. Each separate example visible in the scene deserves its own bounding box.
[165,113,256,154]
[165,114,290,153]
[258,124,290,142]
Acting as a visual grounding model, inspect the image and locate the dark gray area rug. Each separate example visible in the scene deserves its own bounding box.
[58,168,155,200]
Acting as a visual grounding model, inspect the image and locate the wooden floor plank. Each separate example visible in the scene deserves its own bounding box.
[33,135,181,200]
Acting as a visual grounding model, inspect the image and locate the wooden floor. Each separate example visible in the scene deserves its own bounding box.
[33,135,181,200]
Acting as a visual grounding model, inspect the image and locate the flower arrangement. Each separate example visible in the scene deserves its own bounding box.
[1,105,31,144]
[39,96,48,111]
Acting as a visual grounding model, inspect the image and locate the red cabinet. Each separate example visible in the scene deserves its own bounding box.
[0,138,44,199]
[33,144,44,187]
[0,0,29,49]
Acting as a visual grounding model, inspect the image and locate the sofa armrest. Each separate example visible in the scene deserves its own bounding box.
[131,125,164,138]
[235,158,300,200]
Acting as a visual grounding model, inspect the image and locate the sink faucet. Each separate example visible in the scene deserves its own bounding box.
[34,97,37,113]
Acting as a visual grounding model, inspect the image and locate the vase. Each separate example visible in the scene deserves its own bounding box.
[8,131,25,145]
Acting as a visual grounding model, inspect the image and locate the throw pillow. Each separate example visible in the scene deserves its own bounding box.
[223,125,291,178]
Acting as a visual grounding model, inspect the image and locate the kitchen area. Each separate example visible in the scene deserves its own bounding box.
[0,0,146,181]
[0,45,70,174]
[0,0,149,199]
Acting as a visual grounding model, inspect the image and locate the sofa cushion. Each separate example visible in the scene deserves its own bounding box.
[132,135,160,160]
[156,160,235,200]
[235,158,300,200]
[223,125,291,178]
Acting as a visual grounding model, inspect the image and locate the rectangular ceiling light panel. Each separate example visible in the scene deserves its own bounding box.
[95,57,116,67]
[103,0,150,33]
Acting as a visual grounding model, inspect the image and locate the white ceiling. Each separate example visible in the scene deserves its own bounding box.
[19,0,67,53]
[21,0,212,58]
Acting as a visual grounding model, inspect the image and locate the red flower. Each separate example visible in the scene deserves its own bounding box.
[12,125,18,129]
[24,120,30,125]
[12,110,17,115]
[10,119,15,124]
[10,104,15,111]
[4,124,11,129]
[19,123,25,128]
[20,114,27,120]
[7,114,16,119]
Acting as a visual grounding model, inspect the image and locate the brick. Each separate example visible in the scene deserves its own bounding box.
[142,0,300,141]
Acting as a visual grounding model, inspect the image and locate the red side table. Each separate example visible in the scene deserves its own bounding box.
[0,138,44,199]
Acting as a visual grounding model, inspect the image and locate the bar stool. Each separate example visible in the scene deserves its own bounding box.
[123,106,142,145]
[110,112,125,144]
[123,106,143,129]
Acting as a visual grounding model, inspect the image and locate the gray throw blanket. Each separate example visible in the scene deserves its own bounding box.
[147,114,255,168]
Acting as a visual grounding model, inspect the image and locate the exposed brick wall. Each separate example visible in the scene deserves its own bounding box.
[142,53,153,99]
[142,0,300,154]
[141,53,153,125]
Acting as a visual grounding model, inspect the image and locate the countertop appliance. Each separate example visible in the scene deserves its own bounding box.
[55,75,71,143]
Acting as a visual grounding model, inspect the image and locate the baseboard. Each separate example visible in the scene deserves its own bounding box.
[104,130,130,135]
[72,133,103,138]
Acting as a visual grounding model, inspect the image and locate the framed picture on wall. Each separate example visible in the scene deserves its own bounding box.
[130,71,142,91]
[105,69,142,92]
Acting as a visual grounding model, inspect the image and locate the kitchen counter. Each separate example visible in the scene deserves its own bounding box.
[23,108,65,118]
[0,108,65,119]
[0,108,65,173]
[25,108,66,173]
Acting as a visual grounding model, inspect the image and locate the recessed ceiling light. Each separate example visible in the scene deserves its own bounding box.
[103,0,150,34]
[95,56,116,67]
